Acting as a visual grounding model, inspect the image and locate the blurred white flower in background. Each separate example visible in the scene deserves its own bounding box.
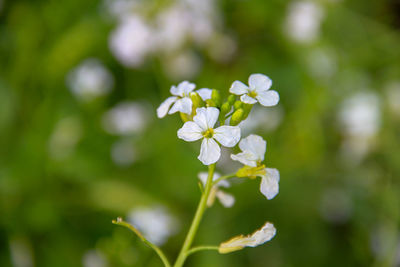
[9,237,33,267]
[198,172,235,208]
[104,0,235,78]
[385,81,400,118]
[109,15,154,68]
[285,1,324,44]
[305,48,337,79]
[319,187,352,224]
[82,250,108,267]
[338,92,381,164]
[239,106,284,136]
[67,59,114,102]
[48,117,83,160]
[111,138,136,167]
[370,223,399,264]
[162,51,201,81]
[127,206,179,246]
[102,101,150,136]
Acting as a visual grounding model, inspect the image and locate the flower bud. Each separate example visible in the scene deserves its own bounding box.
[233,100,242,110]
[242,103,253,120]
[190,92,204,111]
[180,112,191,122]
[230,108,244,126]
[220,102,231,115]
[206,99,217,107]
[211,89,221,107]
[228,95,236,105]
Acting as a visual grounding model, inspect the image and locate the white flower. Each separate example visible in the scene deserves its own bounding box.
[157,81,213,118]
[285,1,324,44]
[198,172,235,208]
[231,134,266,167]
[102,101,149,135]
[219,222,276,254]
[109,15,153,68]
[229,73,279,106]
[260,168,280,200]
[127,206,179,246]
[231,135,280,200]
[66,58,114,102]
[177,107,241,165]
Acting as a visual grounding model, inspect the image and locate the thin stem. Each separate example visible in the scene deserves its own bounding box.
[112,218,171,267]
[186,246,219,257]
[213,173,236,186]
[173,163,216,267]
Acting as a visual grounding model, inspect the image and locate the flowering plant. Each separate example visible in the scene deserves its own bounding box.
[113,73,281,267]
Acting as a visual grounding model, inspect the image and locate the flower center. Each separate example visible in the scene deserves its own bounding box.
[248,90,258,98]
[202,128,214,138]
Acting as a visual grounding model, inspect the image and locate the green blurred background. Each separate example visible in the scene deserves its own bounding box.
[1,0,400,266]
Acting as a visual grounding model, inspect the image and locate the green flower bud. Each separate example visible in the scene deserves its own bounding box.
[190,92,204,113]
[233,100,242,110]
[206,99,217,107]
[230,108,244,126]
[220,102,231,115]
[228,95,236,105]
[180,112,191,122]
[211,89,221,107]
[242,103,253,120]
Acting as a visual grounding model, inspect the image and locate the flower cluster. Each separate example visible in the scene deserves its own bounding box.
[112,73,282,267]
[157,73,281,253]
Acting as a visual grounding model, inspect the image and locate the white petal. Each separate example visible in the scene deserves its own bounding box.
[247,222,276,246]
[260,168,280,200]
[214,126,241,147]
[229,81,249,95]
[256,90,279,107]
[239,134,266,161]
[198,138,221,165]
[177,121,203,142]
[193,107,219,130]
[240,94,258,104]
[170,85,183,97]
[171,81,195,96]
[179,81,196,96]
[198,172,221,186]
[168,97,193,115]
[248,73,272,92]
[157,96,177,118]
[196,88,212,101]
[216,190,235,208]
[230,151,259,167]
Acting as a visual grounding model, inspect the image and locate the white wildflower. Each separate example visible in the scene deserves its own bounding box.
[109,15,154,68]
[219,222,276,253]
[67,59,113,102]
[231,135,280,200]
[285,1,324,44]
[178,107,241,165]
[102,101,149,135]
[198,172,235,208]
[229,74,279,106]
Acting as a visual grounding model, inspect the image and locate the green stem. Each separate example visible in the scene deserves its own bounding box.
[213,173,236,186]
[186,246,219,257]
[112,218,171,267]
[173,163,216,267]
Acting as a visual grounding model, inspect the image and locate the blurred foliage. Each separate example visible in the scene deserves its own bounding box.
[1,0,400,266]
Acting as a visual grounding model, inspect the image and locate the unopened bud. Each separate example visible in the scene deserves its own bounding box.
[190,92,204,111]
[228,95,236,105]
[230,108,244,126]
[220,102,231,115]
[233,100,242,110]
[206,99,217,107]
[211,89,221,107]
